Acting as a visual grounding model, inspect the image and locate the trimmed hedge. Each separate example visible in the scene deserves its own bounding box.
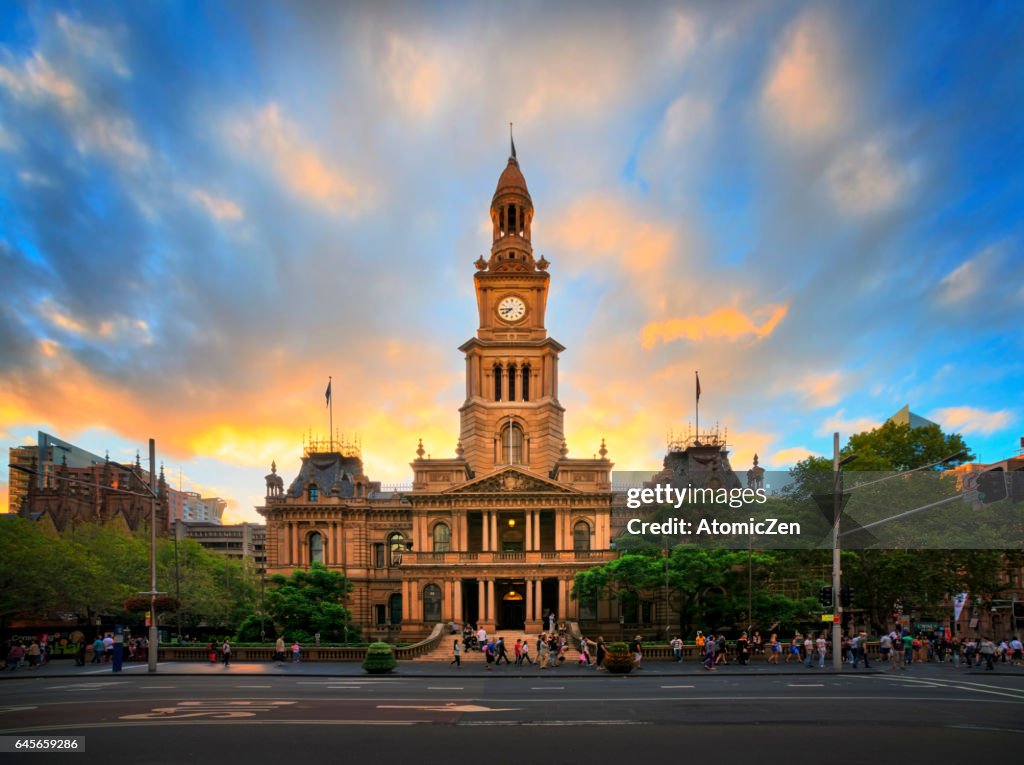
[361,642,397,674]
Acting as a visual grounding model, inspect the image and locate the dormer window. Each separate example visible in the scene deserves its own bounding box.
[308,484,319,502]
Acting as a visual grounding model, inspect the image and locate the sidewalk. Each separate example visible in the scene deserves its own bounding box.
[3,659,1020,680]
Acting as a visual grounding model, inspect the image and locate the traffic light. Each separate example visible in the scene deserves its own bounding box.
[978,467,1007,505]
[1011,469,1024,504]
[840,585,854,608]
[819,586,833,608]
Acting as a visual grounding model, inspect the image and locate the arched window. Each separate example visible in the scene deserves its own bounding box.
[388,532,406,567]
[521,364,530,402]
[507,363,517,401]
[309,532,324,564]
[508,204,517,234]
[389,593,402,625]
[423,584,442,623]
[500,423,524,465]
[573,521,591,551]
[433,523,451,553]
[307,484,319,502]
[493,364,503,401]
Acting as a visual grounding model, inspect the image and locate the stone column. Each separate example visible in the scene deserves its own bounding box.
[410,580,421,622]
[454,580,463,624]
[482,512,490,552]
[490,512,499,553]
[487,580,496,623]
[478,579,485,623]
[292,523,300,564]
[558,578,567,619]
[401,581,411,622]
[525,511,533,552]
[525,577,533,623]
[534,511,541,551]
[554,513,562,551]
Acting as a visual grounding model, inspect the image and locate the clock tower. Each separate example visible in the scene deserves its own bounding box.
[458,146,566,475]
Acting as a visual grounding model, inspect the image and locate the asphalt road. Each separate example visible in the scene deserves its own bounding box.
[1,670,1022,763]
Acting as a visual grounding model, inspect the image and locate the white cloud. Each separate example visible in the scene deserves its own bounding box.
[937,245,1003,304]
[827,139,917,215]
[929,406,1014,435]
[816,409,879,437]
[662,93,712,145]
[0,52,146,167]
[189,188,244,221]
[55,13,131,78]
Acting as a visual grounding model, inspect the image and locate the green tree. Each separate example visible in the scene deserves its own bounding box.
[0,518,66,627]
[264,563,357,643]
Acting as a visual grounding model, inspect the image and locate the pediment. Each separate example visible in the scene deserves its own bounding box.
[443,466,579,495]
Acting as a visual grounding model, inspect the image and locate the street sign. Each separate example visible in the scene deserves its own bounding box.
[820,614,834,622]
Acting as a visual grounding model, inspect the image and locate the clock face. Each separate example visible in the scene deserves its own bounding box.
[497,296,526,323]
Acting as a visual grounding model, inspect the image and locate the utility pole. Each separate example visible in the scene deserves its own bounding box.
[148,438,158,673]
[832,433,843,670]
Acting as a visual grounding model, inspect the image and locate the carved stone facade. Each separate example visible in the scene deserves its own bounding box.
[258,148,622,639]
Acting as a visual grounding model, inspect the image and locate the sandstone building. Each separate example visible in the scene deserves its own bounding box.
[258,148,624,639]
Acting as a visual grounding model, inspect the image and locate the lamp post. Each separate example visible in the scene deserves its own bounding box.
[832,434,857,670]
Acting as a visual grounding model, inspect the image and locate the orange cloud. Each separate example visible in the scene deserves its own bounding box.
[640,303,788,348]
[227,103,364,210]
[762,10,848,141]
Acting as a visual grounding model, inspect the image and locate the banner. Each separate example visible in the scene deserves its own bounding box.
[953,592,968,623]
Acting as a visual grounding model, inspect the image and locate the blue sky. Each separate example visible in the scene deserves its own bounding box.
[1,1,1021,521]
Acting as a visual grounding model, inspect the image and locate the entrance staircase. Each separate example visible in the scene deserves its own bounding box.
[412,631,580,664]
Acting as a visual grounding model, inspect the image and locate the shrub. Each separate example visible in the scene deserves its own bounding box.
[603,642,633,674]
[361,642,397,674]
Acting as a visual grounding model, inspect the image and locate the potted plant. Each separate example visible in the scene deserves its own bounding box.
[603,642,633,674]
[361,642,397,674]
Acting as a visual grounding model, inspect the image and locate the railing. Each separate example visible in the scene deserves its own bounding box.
[394,623,446,660]
[405,550,616,565]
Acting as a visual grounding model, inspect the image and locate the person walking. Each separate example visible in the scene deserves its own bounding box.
[291,641,301,663]
[671,635,683,663]
[578,636,591,666]
[703,636,717,671]
[538,633,549,669]
[979,636,996,670]
[736,633,749,666]
[221,640,231,667]
[768,633,780,665]
[450,639,461,667]
[485,639,496,671]
[275,636,285,662]
[856,631,871,669]
[630,635,643,670]
[816,633,828,668]
[521,639,532,665]
[594,637,606,670]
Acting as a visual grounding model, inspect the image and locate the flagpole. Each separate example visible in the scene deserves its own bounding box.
[695,371,700,443]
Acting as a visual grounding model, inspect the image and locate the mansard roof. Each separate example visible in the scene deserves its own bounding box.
[286,452,371,499]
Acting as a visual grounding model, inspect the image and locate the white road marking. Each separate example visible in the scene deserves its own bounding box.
[236,685,272,688]
[788,683,824,687]
[377,703,520,713]
[661,685,695,688]
[428,687,464,690]
[140,686,176,689]
[531,686,564,690]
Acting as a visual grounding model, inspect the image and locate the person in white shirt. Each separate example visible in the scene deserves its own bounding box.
[816,634,828,667]
[476,627,487,651]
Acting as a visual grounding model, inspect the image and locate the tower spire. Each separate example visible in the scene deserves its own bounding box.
[509,122,516,161]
